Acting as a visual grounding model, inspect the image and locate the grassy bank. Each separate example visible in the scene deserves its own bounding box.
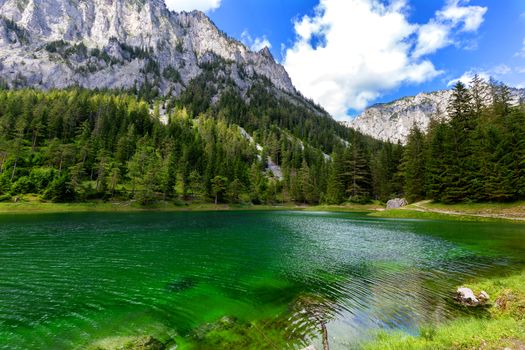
[370,200,525,223]
[0,201,302,214]
[0,197,384,215]
[1,199,524,223]
[364,270,525,350]
[369,209,520,223]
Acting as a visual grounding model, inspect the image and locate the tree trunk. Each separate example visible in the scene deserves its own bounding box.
[0,152,6,173]
[321,322,329,350]
[31,131,37,152]
[215,195,218,205]
[10,157,18,181]
[58,156,63,177]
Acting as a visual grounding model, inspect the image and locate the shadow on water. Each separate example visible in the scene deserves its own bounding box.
[166,277,199,293]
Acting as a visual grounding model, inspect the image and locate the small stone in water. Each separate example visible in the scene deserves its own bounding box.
[456,287,479,306]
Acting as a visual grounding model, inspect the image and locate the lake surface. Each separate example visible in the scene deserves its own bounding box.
[0,211,524,349]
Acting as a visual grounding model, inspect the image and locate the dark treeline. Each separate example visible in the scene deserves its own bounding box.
[0,75,522,205]
[0,86,385,205]
[401,76,525,203]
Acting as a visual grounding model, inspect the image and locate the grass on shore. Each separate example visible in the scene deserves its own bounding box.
[0,196,384,215]
[368,209,520,223]
[370,200,525,223]
[0,197,523,224]
[363,270,525,350]
[420,200,525,212]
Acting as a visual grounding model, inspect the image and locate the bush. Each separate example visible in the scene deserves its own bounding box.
[348,195,372,205]
[0,173,12,194]
[29,168,56,193]
[11,176,34,194]
[43,175,75,202]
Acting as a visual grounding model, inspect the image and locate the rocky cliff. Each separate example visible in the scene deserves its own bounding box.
[0,0,297,99]
[349,87,525,144]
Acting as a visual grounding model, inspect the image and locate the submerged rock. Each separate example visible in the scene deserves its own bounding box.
[456,287,490,306]
[300,345,317,350]
[386,198,408,209]
[88,335,169,350]
[166,277,197,292]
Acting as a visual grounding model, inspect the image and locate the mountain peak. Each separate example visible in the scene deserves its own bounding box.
[0,0,297,97]
[259,47,274,61]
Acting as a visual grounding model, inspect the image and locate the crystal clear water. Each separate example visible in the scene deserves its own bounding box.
[0,211,523,349]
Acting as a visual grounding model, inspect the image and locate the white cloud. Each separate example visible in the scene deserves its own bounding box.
[492,64,511,75]
[447,65,512,87]
[164,0,221,13]
[413,21,451,57]
[515,38,525,58]
[283,0,488,120]
[413,0,487,57]
[447,70,490,86]
[283,0,442,119]
[241,31,272,52]
[437,0,487,32]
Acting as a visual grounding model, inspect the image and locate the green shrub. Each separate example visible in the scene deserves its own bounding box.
[43,175,75,202]
[11,176,34,194]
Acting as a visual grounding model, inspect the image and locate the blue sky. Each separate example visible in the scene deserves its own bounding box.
[166,0,525,120]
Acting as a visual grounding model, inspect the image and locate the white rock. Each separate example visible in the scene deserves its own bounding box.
[478,291,490,303]
[456,287,479,306]
[386,198,408,209]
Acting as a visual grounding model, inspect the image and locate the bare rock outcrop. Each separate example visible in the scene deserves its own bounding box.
[386,198,408,209]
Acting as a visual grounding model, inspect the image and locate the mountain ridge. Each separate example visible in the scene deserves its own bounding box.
[349,86,525,143]
[0,0,300,105]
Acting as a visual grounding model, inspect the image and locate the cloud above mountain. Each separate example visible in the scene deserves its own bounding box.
[283,0,487,121]
[164,0,221,13]
[241,31,272,52]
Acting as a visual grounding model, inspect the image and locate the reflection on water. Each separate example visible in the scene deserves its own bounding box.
[0,211,523,349]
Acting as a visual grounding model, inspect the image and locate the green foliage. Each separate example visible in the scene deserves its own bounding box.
[211,175,228,204]
[1,72,519,207]
[43,175,75,202]
[162,66,182,83]
[412,78,525,203]
[402,125,426,202]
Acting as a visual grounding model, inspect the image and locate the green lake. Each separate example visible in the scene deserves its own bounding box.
[0,211,524,349]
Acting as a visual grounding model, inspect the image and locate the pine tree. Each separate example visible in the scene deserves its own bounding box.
[402,125,426,202]
[343,140,371,202]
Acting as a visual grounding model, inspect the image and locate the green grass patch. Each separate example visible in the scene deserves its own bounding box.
[0,198,383,215]
[421,201,525,212]
[369,209,521,223]
[364,270,525,350]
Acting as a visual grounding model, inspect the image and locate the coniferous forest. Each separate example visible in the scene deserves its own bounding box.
[0,76,523,206]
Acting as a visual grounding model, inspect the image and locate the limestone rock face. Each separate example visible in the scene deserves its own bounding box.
[349,88,525,144]
[386,198,408,209]
[0,0,296,98]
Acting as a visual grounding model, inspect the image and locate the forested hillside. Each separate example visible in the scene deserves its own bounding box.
[401,77,525,203]
[0,81,401,205]
[0,76,523,206]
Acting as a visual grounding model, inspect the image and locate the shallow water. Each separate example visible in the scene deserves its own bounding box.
[0,211,523,349]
